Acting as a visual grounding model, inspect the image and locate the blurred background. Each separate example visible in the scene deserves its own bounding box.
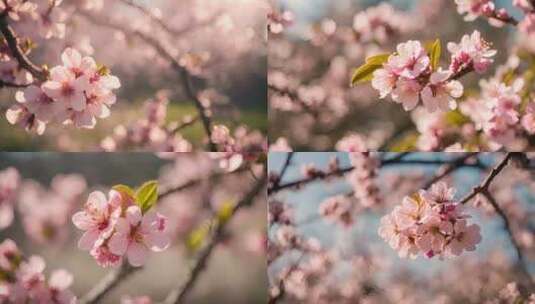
[268,152,535,302]
[0,0,267,151]
[0,153,267,303]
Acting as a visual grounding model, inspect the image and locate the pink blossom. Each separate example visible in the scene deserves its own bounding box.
[5,104,47,135]
[108,206,169,267]
[454,0,495,21]
[0,167,19,230]
[420,69,464,112]
[335,134,367,152]
[42,66,88,112]
[519,14,535,36]
[371,65,397,99]
[15,85,65,123]
[48,270,76,304]
[448,30,497,74]
[121,295,153,304]
[90,244,123,268]
[446,220,481,256]
[389,40,430,79]
[522,102,535,134]
[391,77,422,111]
[72,190,122,251]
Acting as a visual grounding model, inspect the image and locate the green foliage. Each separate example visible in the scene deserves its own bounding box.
[389,133,418,152]
[425,39,441,71]
[112,184,135,197]
[350,53,390,86]
[445,110,470,126]
[135,180,159,213]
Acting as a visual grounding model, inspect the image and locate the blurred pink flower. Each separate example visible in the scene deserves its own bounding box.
[0,167,20,230]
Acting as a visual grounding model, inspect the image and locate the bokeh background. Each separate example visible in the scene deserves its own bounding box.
[0,0,267,151]
[0,153,267,303]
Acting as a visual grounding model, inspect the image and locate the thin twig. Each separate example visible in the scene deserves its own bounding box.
[459,153,514,205]
[78,11,217,150]
[0,16,46,81]
[422,153,479,189]
[80,263,139,304]
[163,172,267,304]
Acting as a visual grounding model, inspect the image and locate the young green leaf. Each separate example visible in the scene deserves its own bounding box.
[135,180,159,213]
[350,53,390,86]
[112,184,135,197]
[425,39,441,70]
[365,53,390,65]
[185,221,212,253]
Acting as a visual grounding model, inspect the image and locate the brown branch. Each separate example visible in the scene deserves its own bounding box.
[163,171,267,304]
[459,153,515,205]
[78,12,217,150]
[481,191,532,285]
[118,0,221,37]
[268,155,484,195]
[0,16,46,81]
[79,263,139,304]
[421,153,479,189]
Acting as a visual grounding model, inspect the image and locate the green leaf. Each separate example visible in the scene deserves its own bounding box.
[425,39,441,71]
[112,184,135,198]
[350,53,390,86]
[351,63,382,86]
[365,53,390,65]
[445,110,470,126]
[135,180,159,213]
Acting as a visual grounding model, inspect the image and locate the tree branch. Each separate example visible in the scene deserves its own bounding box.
[0,16,46,81]
[163,171,267,304]
[78,11,217,150]
[79,263,139,304]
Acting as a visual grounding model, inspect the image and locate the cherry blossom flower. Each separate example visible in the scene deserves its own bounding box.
[42,64,89,112]
[391,78,422,111]
[448,30,497,74]
[379,182,481,259]
[389,40,430,79]
[15,85,65,123]
[72,190,122,251]
[108,206,169,267]
[454,0,495,21]
[421,69,464,112]
[5,104,47,135]
[335,134,367,152]
[0,167,20,230]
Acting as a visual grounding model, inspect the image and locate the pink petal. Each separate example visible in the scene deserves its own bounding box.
[78,229,99,250]
[0,205,14,229]
[108,233,129,256]
[126,242,149,267]
[49,269,73,290]
[71,211,94,230]
[125,206,142,226]
[61,48,82,69]
[146,231,170,252]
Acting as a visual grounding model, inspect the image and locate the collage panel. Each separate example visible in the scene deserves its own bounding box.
[0,0,267,152]
[269,1,535,151]
[268,152,534,303]
[0,152,267,303]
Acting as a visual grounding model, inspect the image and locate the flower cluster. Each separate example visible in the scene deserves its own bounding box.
[319,195,354,227]
[0,167,20,230]
[353,3,415,44]
[0,239,76,304]
[347,152,381,208]
[378,182,481,259]
[101,91,193,152]
[7,48,120,134]
[371,31,495,113]
[72,187,170,267]
[18,174,87,245]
